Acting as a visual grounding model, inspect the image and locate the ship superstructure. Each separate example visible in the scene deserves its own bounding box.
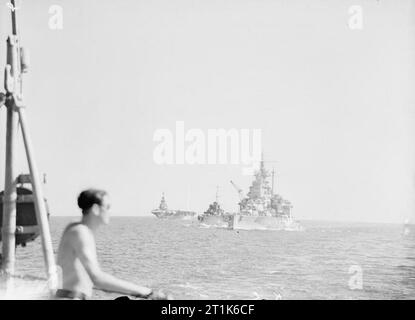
[230,158,301,230]
[198,187,233,228]
[235,161,292,218]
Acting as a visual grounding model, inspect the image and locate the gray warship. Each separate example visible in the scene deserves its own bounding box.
[230,159,301,230]
[198,187,233,228]
[152,193,197,220]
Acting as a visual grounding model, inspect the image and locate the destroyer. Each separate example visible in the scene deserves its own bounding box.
[198,187,233,228]
[152,193,197,220]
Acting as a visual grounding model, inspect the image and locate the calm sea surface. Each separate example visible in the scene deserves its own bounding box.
[13,217,415,300]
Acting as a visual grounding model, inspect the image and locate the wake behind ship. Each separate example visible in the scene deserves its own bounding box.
[152,193,197,220]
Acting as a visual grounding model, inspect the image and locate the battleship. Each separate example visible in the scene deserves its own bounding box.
[152,193,197,219]
[230,159,301,231]
[197,158,301,231]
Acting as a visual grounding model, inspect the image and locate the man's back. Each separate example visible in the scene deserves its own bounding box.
[55,189,169,300]
[57,222,94,297]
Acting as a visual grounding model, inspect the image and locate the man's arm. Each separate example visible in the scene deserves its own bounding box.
[70,226,154,298]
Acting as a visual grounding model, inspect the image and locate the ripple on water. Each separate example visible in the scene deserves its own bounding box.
[11,217,415,299]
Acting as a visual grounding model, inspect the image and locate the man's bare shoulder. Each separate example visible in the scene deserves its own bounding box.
[64,223,93,242]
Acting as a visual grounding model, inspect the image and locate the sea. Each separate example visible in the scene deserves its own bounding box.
[6,217,415,300]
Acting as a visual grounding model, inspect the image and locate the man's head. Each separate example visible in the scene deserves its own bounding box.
[77,189,111,225]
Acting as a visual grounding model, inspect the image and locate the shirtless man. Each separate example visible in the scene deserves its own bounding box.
[56,188,168,300]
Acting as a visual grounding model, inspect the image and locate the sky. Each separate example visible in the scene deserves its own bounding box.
[0,0,414,223]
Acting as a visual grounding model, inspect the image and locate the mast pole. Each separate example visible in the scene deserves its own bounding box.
[1,0,20,276]
[18,106,57,285]
[1,0,58,290]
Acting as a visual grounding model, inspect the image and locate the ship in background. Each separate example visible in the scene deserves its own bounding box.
[229,158,302,231]
[198,187,233,228]
[152,193,197,219]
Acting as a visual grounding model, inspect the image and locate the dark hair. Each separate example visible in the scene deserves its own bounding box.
[77,189,108,215]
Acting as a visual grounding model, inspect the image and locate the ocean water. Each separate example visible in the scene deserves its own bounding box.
[10,217,415,300]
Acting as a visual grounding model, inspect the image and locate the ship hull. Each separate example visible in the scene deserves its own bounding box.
[231,214,302,231]
[152,210,197,220]
[198,214,233,228]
